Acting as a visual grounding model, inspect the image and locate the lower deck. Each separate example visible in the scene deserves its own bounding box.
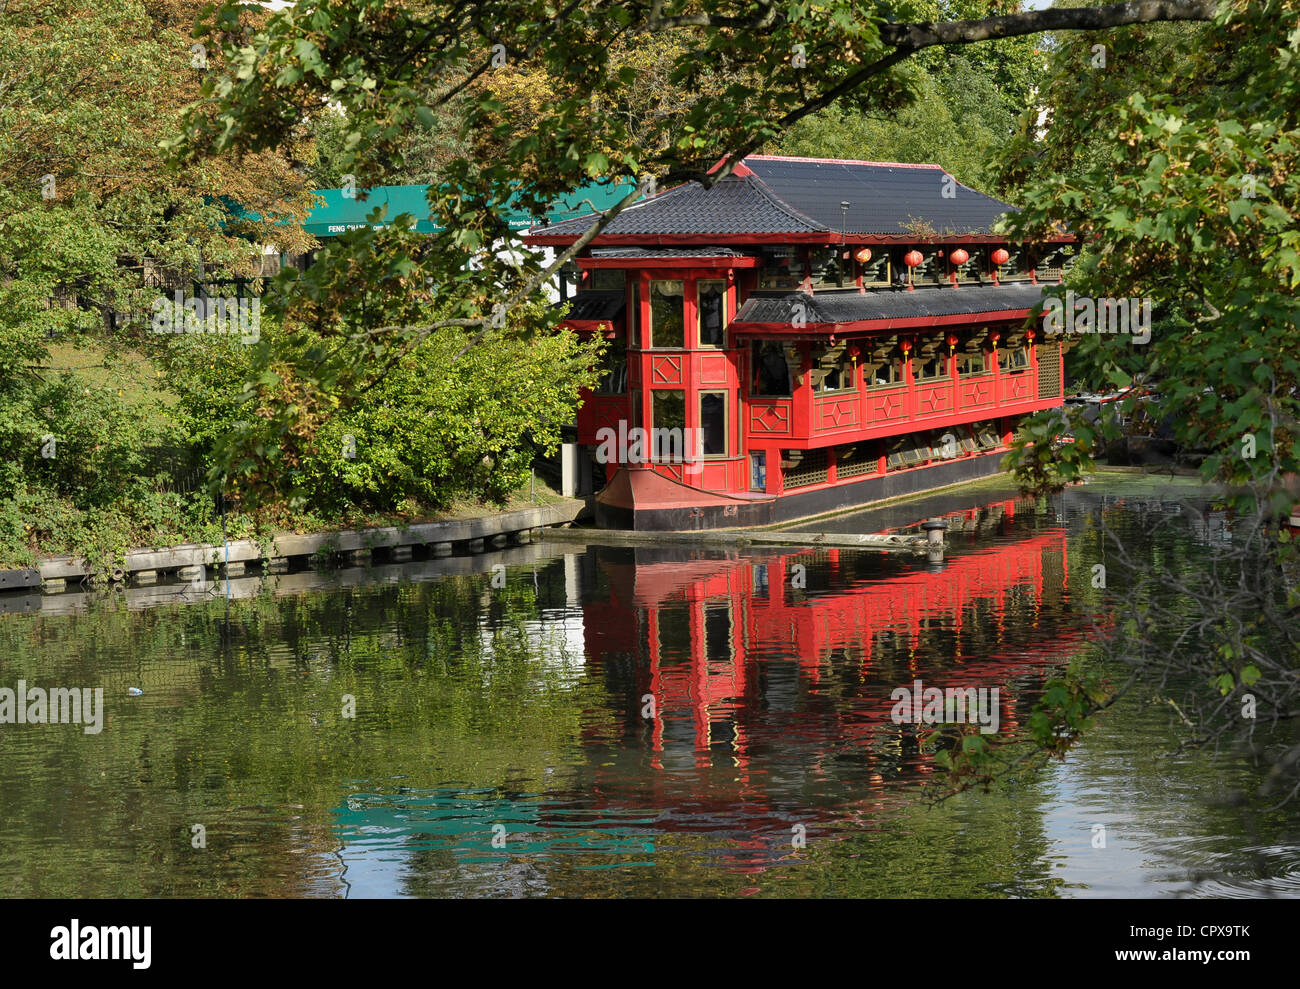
[591,426,1019,530]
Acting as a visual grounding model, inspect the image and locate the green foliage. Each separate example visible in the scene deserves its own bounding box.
[0,362,219,569]
[1,0,1248,557]
[289,321,601,510]
[925,663,1114,792]
[165,0,916,493]
[1003,400,1122,497]
[0,0,316,566]
[158,301,603,514]
[998,0,1300,516]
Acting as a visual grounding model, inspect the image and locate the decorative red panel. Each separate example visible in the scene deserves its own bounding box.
[1003,373,1032,402]
[654,462,685,484]
[698,354,730,385]
[865,388,907,422]
[651,355,683,384]
[959,378,995,407]
[699,462,730,491]
[577,395,630,443]
[592,403,625,435]
[815,397,859,431]
[749,402,791,434]
[916,384,953,417]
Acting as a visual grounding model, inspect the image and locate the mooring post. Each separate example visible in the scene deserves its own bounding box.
[921,518,948,548]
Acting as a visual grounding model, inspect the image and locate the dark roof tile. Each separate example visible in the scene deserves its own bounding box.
[527,156,1018,241]
[732,282,1045,326]
[562,291,625,322]
[745,157,1014,236]
[533,173,824,238]
[590,246,751,258]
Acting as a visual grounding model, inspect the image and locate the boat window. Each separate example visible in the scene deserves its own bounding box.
[648,280,684,348]
[998,346,1030,371]
[751,342,792,396]
[697,280,727,348]
[700,391,728,456]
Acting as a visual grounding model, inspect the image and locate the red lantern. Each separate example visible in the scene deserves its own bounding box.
[949,248,970,266]
[901,249,924,290]
[991,248,1010,266]
[900,338,913,354]
[990,330,1001,349]
[1026,328,1036,342]
[854,248,872,263]
[946,333,959,350]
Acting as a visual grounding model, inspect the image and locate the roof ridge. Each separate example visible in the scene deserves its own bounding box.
[744,154,944,171]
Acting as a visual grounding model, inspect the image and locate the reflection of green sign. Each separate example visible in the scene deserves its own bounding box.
[303,181,635,238]
[332,788,657,864]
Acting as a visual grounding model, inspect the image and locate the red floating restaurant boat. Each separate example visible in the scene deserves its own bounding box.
[524,155,1073,529]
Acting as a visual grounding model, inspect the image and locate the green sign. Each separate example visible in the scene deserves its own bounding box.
[302,181,636,237]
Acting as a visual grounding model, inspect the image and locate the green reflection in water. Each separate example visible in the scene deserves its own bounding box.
[0,479,1296,898]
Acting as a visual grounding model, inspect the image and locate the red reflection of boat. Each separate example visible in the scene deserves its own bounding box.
[581,525,1075,767]
[565,525,1091,874]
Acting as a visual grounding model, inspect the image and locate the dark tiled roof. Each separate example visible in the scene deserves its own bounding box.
[533,174,823,238]
[590,246,751,258]
[562,291,625,322]
[732,282,1046,326]
[526,156,1018,241]
[744,157,1014,236]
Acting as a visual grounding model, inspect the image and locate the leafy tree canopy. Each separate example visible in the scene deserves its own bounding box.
[999,0,1300,517]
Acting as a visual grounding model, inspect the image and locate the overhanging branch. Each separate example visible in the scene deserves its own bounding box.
[879,0,1220,50]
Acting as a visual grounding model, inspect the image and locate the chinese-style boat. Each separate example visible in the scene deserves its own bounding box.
[524,156,1073,529]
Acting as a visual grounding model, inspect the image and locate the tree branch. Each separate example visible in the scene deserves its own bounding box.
[879,0,1220,50]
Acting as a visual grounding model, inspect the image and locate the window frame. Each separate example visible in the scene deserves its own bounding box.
[864,359,902,390]
[998,345,1031,372]
[647,279,685,349]
[590,268,625,292]
[751,341,793,397]
[593,339,628,395]
[698,389,729,457]
[757,246,807,291]
[913,353,951,382]
[810,343,857,394]
[696,279,728,349]
[809,246,848,289]
[650,389,687,463]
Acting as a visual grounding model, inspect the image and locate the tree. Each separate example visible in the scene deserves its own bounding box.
[777,53,1033,194]
[988,0,1300,808]
[999,0,1299,513]
[0,0,317,331]
[0,0,317,564]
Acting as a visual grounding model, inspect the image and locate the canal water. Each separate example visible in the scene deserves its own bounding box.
[2,474,1297,897]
